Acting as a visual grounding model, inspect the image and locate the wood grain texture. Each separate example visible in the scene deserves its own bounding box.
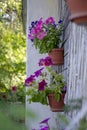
[59,0,87,103]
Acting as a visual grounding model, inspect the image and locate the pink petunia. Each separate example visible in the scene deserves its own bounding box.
[37,31,47,40]
[35,27,42,34]
[45,17,55,25]
[36,18,43,29]
[30,28,36,35]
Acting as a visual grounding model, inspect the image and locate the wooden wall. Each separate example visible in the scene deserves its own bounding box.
[59,0,87,104]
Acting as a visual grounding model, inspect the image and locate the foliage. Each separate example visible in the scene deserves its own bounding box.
[0,25,26,87]
[0,1,26,129]
[0,0,22,29]
[28,17,64,54]
[0,0,26,103]
[25,56,66,105]
[78,117,87,130]
[0,85,25,103]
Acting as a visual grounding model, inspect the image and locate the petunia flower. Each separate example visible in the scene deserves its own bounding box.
[35,27,42,34]
[38,58,45,66]
[28,34,34,41]
[12,86,17,92]
[44,57,53,66]
[25,75,35,86]
[38,57,52,67]
[34,68,44,77]
[45,17,55,25]
[36,18,43,30]
[37,31,47,40]
[38,80,47,91]
[31,28,36,34]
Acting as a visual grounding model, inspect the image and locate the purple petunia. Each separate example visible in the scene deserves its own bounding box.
[25,75,35,86]
[38,58,45,66]
[34,68,44,77]
[38,80,47,91]
[44,56,53,66]
[38,57,52,67]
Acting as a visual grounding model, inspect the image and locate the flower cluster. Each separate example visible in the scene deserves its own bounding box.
[28,17,63,54]
[25,56,66,105]
[25,56,52,92]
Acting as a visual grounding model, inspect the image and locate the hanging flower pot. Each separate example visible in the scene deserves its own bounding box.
[48,48,64,65]
[66,0,87,24]
[47,92,66,112]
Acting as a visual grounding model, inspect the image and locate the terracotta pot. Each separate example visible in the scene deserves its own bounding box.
[47,93,66,112]
[48,48,64,65]
[66,0,87,24]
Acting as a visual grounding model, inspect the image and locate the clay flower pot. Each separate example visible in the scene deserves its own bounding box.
[66,0,87,24]
[48,48,64,65]
[47,93,66,112]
